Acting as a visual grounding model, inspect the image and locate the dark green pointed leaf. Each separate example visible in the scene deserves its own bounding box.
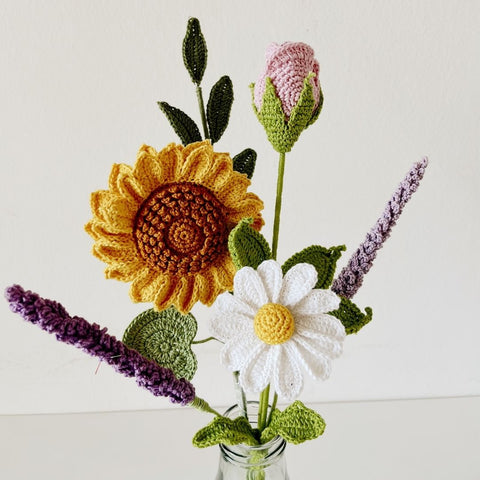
[261,401,326,445]
[330,297,373,335]
[232,148,257,179]
[123,307,197,380]
[207,75,234,144]
[193,416,259,448]
[282,245,346,289]
[182,17,207,85]
[228,218,271,270]
[158,102,202,146]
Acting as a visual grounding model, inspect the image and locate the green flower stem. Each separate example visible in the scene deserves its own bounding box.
[257,384,270,432]
[191,336,219,344]
[196,85,209,139]
[271,152,286,260]
[190,396,222,416]
[233,371,248,418]
[266,392,278,426]
[257,152,287,433]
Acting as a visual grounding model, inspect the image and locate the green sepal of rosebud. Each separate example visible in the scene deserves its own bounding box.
[251,74,323,153]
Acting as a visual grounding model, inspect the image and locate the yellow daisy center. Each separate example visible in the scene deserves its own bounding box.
[133,182,228,275]
[254,303,295,345]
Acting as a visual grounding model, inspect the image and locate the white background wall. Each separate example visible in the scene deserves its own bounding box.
[1,0,479,415]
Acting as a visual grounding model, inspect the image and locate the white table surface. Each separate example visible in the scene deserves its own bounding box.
[1,396,479,480]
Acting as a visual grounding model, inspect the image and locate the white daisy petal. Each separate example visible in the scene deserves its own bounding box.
[210,310,253,342]
[214,291,256,317]
[239,343,274,394]
[273,344,303,401]
[221,331,259,371]
[278,263,318,307]
[291,337,331,381]
[233,266,269,310]
[295,333,344,359]
[295,313,346,341]
[292,289,341,315]
[257,260,283,303]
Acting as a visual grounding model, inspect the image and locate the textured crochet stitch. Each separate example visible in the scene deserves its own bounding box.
[4,285,195,405]
[86,140,264,313]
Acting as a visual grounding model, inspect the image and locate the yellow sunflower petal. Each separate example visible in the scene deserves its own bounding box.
[85,220,133,244]
[109,163,146,205]
[199,152,233,192]
[179,142,214,183]
[92,239,138,265]
[213,256,236,291]
[214,173,251,208]
[226,193,265,228]
[129,268,166,303]
[152,275,180,311]
[195,270,221,306]
[90,190,137,233]
[174,276,199,313]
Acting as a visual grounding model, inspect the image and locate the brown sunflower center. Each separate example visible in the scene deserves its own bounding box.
[133,182,229,275]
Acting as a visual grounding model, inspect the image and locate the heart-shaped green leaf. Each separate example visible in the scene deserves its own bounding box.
[261,401,326,445]
[228,218,272,270]
[193,416,259,448]
[282,245,345,289]
[330,296,373,335]
[123,307,197,380]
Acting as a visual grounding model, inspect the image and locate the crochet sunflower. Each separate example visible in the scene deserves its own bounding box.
[86,140,264,313]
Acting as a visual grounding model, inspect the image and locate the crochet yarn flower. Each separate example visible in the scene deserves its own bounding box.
[210,260,345,400]
[86,141,264,314]
[252,42,323,153]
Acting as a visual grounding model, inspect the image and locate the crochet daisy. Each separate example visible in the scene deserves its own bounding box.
[85,141,264,313]
[210,260,345,400]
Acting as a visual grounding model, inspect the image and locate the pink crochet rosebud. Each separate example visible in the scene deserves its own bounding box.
[251,42,323,153]
[254,42,321,120]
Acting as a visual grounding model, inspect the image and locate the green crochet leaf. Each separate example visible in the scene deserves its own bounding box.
[193,416,259,448]
[330,297,373,335]
[123,307,197,380]
[286,74,317,134]
[157,102,202,146]
[306,84,323,127]
[261,401,326,445]
[232,148,257,179]
[182,17,207,85]
[228,218,272,270]
[282,245,346,289]
[207,75,234,144]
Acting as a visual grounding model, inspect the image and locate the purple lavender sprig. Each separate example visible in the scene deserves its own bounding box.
[4,284,195,405]
[332,158,429,299]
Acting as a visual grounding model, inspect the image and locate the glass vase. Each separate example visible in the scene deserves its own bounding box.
[215,402,290,480]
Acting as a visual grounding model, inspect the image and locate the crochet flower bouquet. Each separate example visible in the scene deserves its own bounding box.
[5,18,428,476]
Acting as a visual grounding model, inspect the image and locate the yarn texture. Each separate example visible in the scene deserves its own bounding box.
[332,158,429,299]
[210,260,345,401]
[85,140,264,313]
[4,285,195,405]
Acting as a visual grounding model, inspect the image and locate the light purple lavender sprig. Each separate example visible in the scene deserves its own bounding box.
[332,158,429,299]
[4,284,195,405]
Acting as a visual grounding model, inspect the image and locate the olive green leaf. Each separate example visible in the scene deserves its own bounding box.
[228,218,272,270]
[261,401,326,445]
[123,307,197,380]
[232,148,257,179]
[193,416,259,448]
[182,17,207,85]
[330,296,373,335]
[207,75,234,144]
[157,102,202,145]
[282,245,346,289]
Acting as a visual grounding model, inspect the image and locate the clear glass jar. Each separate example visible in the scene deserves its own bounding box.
[215,402,290,480]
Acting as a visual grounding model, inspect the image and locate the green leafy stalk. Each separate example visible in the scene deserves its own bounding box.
[271,152,286,260]
[196,85,210,139]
